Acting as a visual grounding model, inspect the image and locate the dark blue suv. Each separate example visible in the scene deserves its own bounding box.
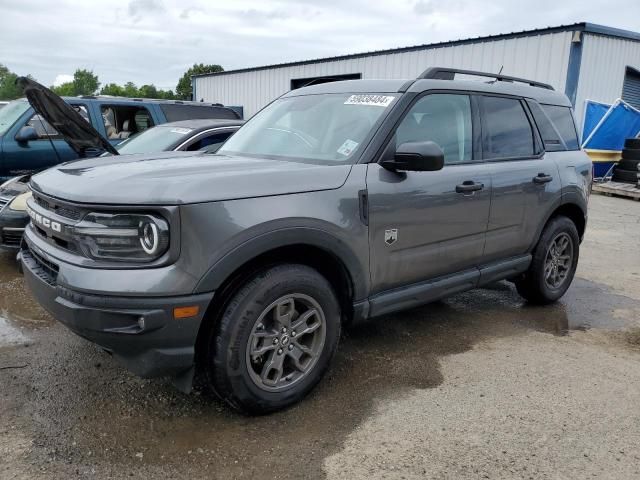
[0,95,240,181]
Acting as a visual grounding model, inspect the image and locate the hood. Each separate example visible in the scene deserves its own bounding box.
[16,77,119,157]
[30,152,352,205]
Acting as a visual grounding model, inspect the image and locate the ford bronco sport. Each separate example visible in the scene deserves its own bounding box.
[20,68,592,414]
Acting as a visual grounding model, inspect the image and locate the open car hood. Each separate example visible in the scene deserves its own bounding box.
[16,77,119,157]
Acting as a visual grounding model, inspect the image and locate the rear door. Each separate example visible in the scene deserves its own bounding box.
[480,95,562,263]
[367,93,492,294]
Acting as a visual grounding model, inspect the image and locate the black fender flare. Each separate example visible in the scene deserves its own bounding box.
[193,227,369,301]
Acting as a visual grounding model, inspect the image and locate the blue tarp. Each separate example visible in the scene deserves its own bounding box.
[582,100,611,141]
[583,99,640,150]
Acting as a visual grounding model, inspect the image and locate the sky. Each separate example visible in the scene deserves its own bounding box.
[1,0,639,91]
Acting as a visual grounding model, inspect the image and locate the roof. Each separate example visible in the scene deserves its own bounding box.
[285,78,571,106]
[155,119,244,129]
[62,95,227,108]
[193,22,640,79]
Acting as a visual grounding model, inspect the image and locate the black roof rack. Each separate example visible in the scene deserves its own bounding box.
[418,67,555,90]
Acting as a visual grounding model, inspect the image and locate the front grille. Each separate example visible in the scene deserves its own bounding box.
[22,247,59,286]
[0,228,23,247]
[33,193,82,221]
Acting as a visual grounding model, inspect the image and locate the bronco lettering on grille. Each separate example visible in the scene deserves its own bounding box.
[27,206,62,233]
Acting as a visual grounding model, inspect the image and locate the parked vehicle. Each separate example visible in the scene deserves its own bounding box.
[0,111,243,252]
[0,80,241,181]
[112,119,243,155]
[20,68,592,414]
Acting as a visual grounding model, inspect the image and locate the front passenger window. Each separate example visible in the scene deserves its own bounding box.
[395,94,473,164]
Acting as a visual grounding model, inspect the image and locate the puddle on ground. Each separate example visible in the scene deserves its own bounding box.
[12,275,640,479]
[0,314,29,346]
[0,251,53,334]
[1,236,639,480]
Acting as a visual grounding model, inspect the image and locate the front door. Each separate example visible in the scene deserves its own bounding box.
[1,104,90,176]
[367,93,491,294]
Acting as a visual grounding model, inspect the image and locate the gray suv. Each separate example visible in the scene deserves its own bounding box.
[19,68,592,414]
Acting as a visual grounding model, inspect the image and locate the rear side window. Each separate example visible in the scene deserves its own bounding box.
[481,96,536,159]
[160,104,240,122]
[541,105,580,150]
[526,100,564,152]
[185,130,236,152]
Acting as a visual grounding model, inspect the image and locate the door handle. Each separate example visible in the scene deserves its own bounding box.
[533,173,553,184]
[455,181,484,193]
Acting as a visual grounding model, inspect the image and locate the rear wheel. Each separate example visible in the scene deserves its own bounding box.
[516,216,579,305]
[206,264,341,414]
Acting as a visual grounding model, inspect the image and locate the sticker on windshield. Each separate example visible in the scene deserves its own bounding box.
[344,95,394,107]
[170,127,192,135]
[337,139,359,156]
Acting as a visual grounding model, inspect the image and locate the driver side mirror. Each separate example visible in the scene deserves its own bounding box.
[381,141,445,172]
[15,125,39,144]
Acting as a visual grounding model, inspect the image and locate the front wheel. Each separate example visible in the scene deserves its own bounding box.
[207,264,341,414]
[515,216,580,305]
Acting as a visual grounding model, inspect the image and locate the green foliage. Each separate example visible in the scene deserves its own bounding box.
[0,64,26,100]
[100,81,175,99]
[176,63,224,100]
[0,63,216,102]
[72,69,100,95]
[51,69,100,96]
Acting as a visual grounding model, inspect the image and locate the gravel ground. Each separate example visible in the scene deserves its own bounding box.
[1,193,639,479]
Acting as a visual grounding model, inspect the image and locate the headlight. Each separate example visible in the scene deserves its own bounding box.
[71,213,169,262]
[9,191,32,211]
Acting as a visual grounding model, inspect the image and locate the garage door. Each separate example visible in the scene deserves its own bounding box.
[622,67,640,110]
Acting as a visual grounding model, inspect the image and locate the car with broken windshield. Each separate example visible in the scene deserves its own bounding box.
[20,68,591,414]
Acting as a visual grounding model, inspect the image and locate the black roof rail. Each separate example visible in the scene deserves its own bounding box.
[418,67,555,90]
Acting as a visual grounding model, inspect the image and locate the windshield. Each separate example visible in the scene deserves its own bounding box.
[0,100,30,136]
[115,125,193,154]
[218,93,397,163]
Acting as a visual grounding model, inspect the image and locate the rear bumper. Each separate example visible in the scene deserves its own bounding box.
[0,208,28,252]
[19,246,214,379]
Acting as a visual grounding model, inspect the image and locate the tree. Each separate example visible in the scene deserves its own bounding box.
[51,68,100,96]
[72,69,100,96]
[100,83,125,96]
[0,64,26,100]
[176,63,223,100]
[138,84,158,98]
[51,82,76,96]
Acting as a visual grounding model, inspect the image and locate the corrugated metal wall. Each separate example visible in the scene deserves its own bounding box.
[195,31,573,118]
[575,34,640,129]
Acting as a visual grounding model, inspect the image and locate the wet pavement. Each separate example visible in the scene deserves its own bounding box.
[1,194,640,479]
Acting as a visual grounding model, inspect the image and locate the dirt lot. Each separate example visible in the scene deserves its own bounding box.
[1,194,640,480]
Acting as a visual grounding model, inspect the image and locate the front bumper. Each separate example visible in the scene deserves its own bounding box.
[0,207,28,252]
[20,245,214,380]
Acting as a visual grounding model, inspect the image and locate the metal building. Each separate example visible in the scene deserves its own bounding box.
[193,22,640,130]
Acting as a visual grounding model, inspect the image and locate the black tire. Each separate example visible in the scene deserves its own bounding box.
[515,216,579,305]
[621,148,640,161]
[207,264,341,414]
[612,168,640,184]
[624,138,640,149]
[616,159,640,171]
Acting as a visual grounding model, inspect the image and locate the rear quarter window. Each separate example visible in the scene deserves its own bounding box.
[526,100,565,152]
[160,104,240,122]
[541,104,580,150]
